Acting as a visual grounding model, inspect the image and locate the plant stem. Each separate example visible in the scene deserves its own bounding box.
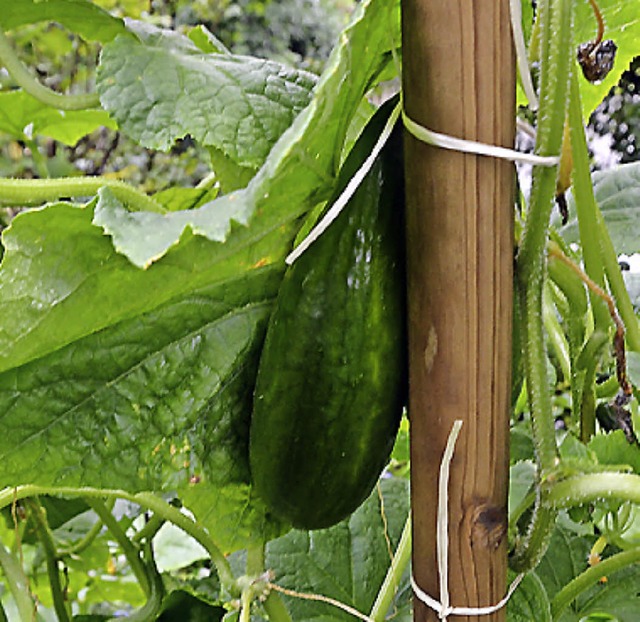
[565,72,640,351]
[239,587,253,622]
[113,542,164,622]
[369,514,411,622]
[131,512,165,544]
[246,544,265,576]
[516,0,573,472]
[59,517,104,557]
[516,0,570,277]
[567,73,610,330]
[0,177,166,213]
[0,542,36,622]
[543,283,571,383]
[0,486,238,596]
[595,205,640,352]
[550,545,640,618]
[511,0,574,572]
[25,500,71,622]
[0,28,100,111]
[85,498,151,596]
[548,472,640,507]
[23,138,50,179]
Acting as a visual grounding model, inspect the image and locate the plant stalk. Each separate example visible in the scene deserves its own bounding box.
[566,73,610,331]
[85,498,151,597]
[369,514,411,622]
[0,177,166,214]
[262,592,293,622]
[0,542,36,622]
[0,27,100,111]
[25,500,71,622]
[0,486,238,596]
[550,545,640,618]
[511,0,574,572]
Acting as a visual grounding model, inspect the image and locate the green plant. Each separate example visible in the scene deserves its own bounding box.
[0,0,639,620]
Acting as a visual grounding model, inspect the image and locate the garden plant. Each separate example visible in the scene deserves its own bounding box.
[0,0,639,620]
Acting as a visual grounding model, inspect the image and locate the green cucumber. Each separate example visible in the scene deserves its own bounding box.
[249,99,406,530]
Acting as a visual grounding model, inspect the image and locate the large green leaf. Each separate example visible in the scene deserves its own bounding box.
[0,91,116,144]
[93,0,399,268]
[97,20,317,166]
[0,264,284,551]
[0,0,126,43]
[560,162,640,256]
[0,0,399,375]
[262,478,410,621]
[0,192,293,374]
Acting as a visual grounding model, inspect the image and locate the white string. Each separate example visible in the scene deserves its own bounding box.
[402,110,559,167]
[411,420,525,620]
[411,573,525,619]
[437,420,462,614]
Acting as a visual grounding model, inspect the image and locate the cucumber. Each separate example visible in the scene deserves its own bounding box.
[249,100,405,530]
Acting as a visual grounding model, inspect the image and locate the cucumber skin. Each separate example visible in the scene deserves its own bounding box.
[249,109,405,530]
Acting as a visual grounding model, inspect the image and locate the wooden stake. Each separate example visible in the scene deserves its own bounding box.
[402,1,514,620]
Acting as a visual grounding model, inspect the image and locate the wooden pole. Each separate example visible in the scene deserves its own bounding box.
[402,1,515,621]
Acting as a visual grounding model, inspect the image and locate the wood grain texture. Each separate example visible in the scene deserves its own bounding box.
[401,1,515,620]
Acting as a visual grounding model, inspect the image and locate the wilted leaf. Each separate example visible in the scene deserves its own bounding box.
[573,0,640,116]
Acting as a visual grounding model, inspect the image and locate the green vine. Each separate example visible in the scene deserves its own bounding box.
[85,497,151,597]
[0,27,100,111]
[0,177,166,214]
[25,499,72,622]
[511,0,574,572]
[0,541,36,621]
[551,545,640,618]
[368,514,411,622]
[0,485,238,597]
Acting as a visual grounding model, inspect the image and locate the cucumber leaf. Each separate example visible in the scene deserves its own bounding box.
[93,0,400,267]
[536,523,592,602]
[261,478,410,621]
[560,161,640,256]
[555,565,640,622]
[0,264,285,551]
[97,20,318,165]
[588,430,640,475]
[508,571,551,622]
[0,0,399,374]
[0,91,116,145]
[0,0,126,43]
